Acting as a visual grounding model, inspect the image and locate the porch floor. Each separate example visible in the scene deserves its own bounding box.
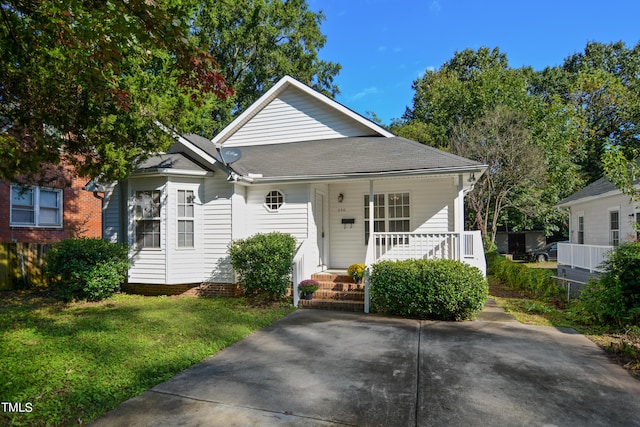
[298,271,364,312]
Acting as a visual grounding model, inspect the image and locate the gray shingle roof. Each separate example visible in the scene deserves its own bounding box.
[136,152,211,173]
[557,177,623,206]
[182,135,484,180]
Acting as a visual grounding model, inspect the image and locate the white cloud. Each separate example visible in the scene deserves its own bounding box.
[350,86,380,101]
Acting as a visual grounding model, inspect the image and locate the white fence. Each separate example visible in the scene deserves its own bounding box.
[363,231,486,313]
[557,242,613,272]
[365,231,486,276]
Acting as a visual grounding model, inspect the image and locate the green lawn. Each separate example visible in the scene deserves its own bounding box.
[0,291,294,426]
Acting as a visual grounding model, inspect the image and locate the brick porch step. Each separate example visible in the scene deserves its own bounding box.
[297,272,365,312]
[298,299,365,312]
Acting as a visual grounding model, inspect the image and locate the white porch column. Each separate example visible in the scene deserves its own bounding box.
[368,179,374,245]
[455,174,465,233]
[365,179,374,314]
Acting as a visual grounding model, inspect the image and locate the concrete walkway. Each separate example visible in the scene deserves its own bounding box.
[92,300,640,426]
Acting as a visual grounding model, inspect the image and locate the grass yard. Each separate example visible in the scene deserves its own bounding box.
[0,291,294,426]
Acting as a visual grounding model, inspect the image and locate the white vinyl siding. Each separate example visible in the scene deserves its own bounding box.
[165,179,203,284]
[128,177,167,284]
[102,182,122,243]
[329,176,456,268]
[245,184,309,240]
[568,194,638,247]
[202,175,234,283]
[224,89,376,147]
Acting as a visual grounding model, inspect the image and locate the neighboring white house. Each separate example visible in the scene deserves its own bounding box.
[556,177,640,283]
[102,76,487,296]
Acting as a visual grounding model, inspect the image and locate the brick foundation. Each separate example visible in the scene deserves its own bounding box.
[122,282,243,298]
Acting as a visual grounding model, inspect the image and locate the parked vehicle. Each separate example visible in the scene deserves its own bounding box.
[529,242,564,262]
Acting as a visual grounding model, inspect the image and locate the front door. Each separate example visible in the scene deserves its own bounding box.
[315,192,325,267]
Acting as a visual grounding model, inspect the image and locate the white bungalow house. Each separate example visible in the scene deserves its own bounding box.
[102,76,487,307]
[556,176,640,284]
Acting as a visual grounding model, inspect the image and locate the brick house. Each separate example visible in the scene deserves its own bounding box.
[0,162,102,243]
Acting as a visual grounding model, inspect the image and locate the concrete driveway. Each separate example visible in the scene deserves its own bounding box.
[93,302,640,426]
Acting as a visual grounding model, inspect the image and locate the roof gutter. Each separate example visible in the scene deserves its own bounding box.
[234,165,487,185]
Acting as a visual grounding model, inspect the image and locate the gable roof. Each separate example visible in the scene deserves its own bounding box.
[228,136,483,181]
[159,76,486,184]
[211,75,394,147]
[556,177,640,207]
[178,134,484,183]
[134,152,213,177]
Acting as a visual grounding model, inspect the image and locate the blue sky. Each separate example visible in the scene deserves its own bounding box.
[310,0,640,125]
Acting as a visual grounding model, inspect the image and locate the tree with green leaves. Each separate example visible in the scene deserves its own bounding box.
[1,0,340,182]
[0,0,233,182]
[533,41,640,187]
[397,47,583,237]
[450,106,547,244]
[192,0,340,135]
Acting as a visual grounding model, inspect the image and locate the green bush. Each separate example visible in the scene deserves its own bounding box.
[579,242,640,326]
[228,232,297,299]
[45,238,129,302]
[370,259,488,321]
[489,253,560,298]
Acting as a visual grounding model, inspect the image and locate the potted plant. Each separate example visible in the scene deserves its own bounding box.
[347,263,366,284]
[298,279,320,300]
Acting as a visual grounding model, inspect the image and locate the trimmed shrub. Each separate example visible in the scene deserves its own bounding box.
[45,238,129,302]
[228,232,297,299]
[579,242,640,326]
[370,259,488,321]
[489,253,560,298]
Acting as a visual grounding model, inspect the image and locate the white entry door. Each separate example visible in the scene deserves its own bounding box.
[315,192,325,267]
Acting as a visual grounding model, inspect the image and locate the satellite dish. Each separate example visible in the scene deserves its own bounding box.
[219,147,242,165]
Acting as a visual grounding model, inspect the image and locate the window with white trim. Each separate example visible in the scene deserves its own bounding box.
[177,190,195,248]
[609,210,620,246]
[135,190,161,248]
[577,215,584,244]
[265,190,284,211]
[364,192,410,244]
[10,184,63,227]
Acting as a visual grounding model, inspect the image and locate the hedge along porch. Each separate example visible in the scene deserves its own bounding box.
[101,76,487,299]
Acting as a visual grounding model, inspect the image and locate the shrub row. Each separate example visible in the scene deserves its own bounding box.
[46,238,129,301]
[579,242,640,326]
[488,253,560,298]
[370,259,488,321]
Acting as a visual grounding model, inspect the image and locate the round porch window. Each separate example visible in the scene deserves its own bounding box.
[265,190,284,211]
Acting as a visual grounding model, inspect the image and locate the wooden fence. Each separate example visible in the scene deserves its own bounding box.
[0,243,51,290]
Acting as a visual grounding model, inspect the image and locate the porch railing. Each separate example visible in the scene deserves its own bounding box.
[364,231,486,313]
[291,239,316,308]
[557,242,613,273]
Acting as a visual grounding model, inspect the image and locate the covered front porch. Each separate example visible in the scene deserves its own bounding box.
[293,174,487,312]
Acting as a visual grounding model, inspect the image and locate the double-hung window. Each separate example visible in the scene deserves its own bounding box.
[577,215,584,244]
[135,190,161,248]
[177,190,195,248]
[364,192,410,244]
[10,184,63,227]
[609,210,620,247]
